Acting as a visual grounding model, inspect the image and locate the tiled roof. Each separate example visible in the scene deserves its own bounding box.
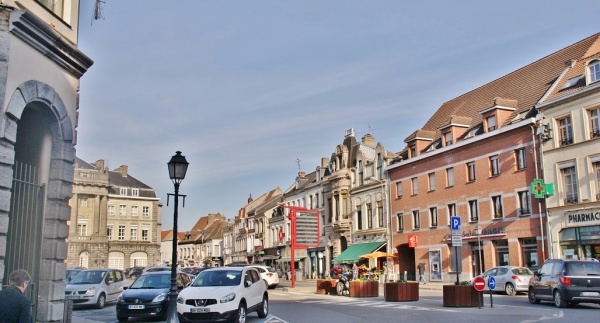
[237,187,283,219]
[407,33,600,144]
[161,230,172,241]
[544,51,600,101]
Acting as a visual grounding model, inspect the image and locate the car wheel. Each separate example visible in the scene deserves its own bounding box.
[554,289,567,308]
[505,283,516,296]
[117,314,128,322]
[95,293,106,309]
[257,295,268,318]
[235,302,247,323]
[528,288,540,304]
[336,282,344,296]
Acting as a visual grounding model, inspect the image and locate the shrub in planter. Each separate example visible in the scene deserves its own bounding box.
[384,281,419,302]
[349,280,379,297]
[443,284,481,307]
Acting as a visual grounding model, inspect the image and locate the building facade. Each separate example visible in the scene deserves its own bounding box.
[0,1,92,321]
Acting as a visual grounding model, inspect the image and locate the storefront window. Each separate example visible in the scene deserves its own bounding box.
[559,226,600,260]
[495,240,509,266]
[521,238,539,270]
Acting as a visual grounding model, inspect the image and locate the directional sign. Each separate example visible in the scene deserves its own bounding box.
[451,234,463,247]
[294,210,320,247]
[488,276,496,290]
[473,276,485,292]
[451,216,461,230]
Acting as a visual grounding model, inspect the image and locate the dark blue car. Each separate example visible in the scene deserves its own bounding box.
[116,271,191,322]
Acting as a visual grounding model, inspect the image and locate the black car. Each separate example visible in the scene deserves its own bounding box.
[116,271,191,322]
[528,259,600,308]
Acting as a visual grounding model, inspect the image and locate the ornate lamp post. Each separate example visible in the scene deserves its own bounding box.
[166,151,188,323]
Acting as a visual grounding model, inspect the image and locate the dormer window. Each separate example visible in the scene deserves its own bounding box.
[486,115,497,131]
[410,145,417,158]
[444,132,452,146]
[120,187,127,195]
[589,60,600,83]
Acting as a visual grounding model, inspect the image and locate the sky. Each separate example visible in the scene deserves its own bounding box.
[75,0,599,231]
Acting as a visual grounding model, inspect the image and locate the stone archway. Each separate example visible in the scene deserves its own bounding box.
[1,80,76,321]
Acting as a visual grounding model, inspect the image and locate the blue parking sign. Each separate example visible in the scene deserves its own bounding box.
[450,216,461,230]
[488,276,496,290]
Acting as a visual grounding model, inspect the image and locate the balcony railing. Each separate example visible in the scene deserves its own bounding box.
[564,196,578,204]
[518,208,531,216]
[560,137,574,146]
[591,129,600,138]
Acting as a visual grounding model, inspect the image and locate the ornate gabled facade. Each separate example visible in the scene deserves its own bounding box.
[68,158,162,270]
[177,213,227,267]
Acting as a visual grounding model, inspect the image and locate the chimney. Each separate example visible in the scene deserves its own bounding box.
[361,134,375,148]
[298,171,305,178]
[118,165,128,177]
[95,160,105,171]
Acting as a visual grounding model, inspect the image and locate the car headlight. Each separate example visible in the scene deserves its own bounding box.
[85,286,96,296]
[177,297,184,304]
[117,294,124,303]
[220,292,236,303]
[152,292,167,303]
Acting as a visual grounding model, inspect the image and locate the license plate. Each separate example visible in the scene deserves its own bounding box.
[128,305,145,309]
[191,307,210,313]
[581,291,600,297]
[66,295,81,300]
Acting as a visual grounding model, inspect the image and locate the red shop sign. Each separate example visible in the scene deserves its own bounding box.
[408,234,418,248]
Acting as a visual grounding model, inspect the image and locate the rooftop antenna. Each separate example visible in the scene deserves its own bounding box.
[93,0,106,23]
[358,124,382,136]
[296,158,301,171]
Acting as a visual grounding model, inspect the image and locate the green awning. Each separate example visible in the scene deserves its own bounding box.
[331,241,385,264]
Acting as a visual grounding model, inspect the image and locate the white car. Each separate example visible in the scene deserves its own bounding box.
[250,265,279,289]
[177,266,268,323]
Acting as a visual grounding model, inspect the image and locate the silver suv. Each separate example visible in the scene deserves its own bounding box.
[528,259,600,307]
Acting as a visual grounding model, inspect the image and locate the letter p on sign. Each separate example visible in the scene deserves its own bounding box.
[451,216,461,230]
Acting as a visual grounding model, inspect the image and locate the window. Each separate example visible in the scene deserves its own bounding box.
[444,132,452,146]
[143,206,150,217]
[120,187,127,195]
[429,207,438,227]
[491,195,503,219]
[367,203,373,229]
[515,148,527,170]
[487,115,497,131]
[132,188,139,196]
[490,155,500,176]
[410,146,417,158]
[131,206,138,217]
[590,107,600,138]
[118,225,126,240]
[377,153,383,179]
[77,221,87,236]
[396,182,403,198]
[130,226,138,240]
[356,206,362,230]
[108,205,115,216]
[411,177,418,195]
[518,190,531,216]
[467,162,476,182]
[446,167,454,187]
[447,203,456,226]
[107,225,113,241]
[558,116,573,146]
[38,0,65,20]
[358,161,364,186]
[590,60,600,83]
[468,200,478,222]
[396,213,404,231]
[412,210,420,229]
[495,240,509,266]
[562,166,578,204]
[428,172,436,191]
[377,203,384,228]
[119,205,126,216]
[80,198,88,207]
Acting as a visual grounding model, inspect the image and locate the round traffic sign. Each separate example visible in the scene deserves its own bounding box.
[473,276,485,292]
[488,276,496,290]
[278,228,284,242]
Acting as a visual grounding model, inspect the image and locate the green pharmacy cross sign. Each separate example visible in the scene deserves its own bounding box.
[530,179,554,199]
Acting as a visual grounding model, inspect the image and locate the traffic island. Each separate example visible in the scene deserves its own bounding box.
[384,282,419,302]
[442,285,481,307]
[349,281,379,297]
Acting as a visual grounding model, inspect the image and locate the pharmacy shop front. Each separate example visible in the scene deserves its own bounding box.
[550,207,600,261]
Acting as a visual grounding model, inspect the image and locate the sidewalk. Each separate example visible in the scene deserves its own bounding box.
[280,279,447,294]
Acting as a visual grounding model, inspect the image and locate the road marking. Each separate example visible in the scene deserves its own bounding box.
[264,314,290,323]
[297,299,458,312]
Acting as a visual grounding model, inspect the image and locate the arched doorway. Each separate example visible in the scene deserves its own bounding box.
[130,252,148,267]
[79,251,90,269]
[109,252,125,270]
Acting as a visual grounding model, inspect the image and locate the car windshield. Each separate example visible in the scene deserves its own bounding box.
[512,267,533,275]
[566,261,600,276]
[130,274,171,289]
[192,270,242,287]
[69,270,106,284]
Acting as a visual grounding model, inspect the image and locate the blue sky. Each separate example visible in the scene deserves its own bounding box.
[76,0,599,231]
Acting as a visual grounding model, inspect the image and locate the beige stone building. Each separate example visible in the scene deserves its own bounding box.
[67,158,162,270]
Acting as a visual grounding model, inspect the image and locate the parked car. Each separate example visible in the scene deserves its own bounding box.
[127,267,144,281]
[528,259,600,307]
[142,266,172,274]
[250,265,279,289]
[116,271,191,322]
[64,268,83,284]
[177,266,268,323]
[65,269,128,308]
[470,266,533,295]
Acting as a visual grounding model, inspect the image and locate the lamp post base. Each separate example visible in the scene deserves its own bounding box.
[166,296,180,323]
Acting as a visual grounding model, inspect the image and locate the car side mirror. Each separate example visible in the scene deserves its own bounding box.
[123,286,128,290]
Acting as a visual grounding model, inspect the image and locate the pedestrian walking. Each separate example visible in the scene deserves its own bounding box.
[352,263,359,280]
[0,269,33,323]
[418,262,427,284]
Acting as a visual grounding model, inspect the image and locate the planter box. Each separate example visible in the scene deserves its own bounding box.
[349,281,379,297]
[384,282,419,302]
[443,285,482,307]
[316,279,337,295]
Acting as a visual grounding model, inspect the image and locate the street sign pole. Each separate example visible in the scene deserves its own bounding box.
[454,246,459,285]
[488,276,496,308]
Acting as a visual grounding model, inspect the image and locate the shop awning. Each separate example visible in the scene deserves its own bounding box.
[275,257,306,262]
[332,241,386,264]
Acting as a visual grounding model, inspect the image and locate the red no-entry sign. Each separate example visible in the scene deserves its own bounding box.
[473,276,485,292]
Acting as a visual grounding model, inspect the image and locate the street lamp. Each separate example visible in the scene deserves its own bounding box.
[166,151,189,323]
